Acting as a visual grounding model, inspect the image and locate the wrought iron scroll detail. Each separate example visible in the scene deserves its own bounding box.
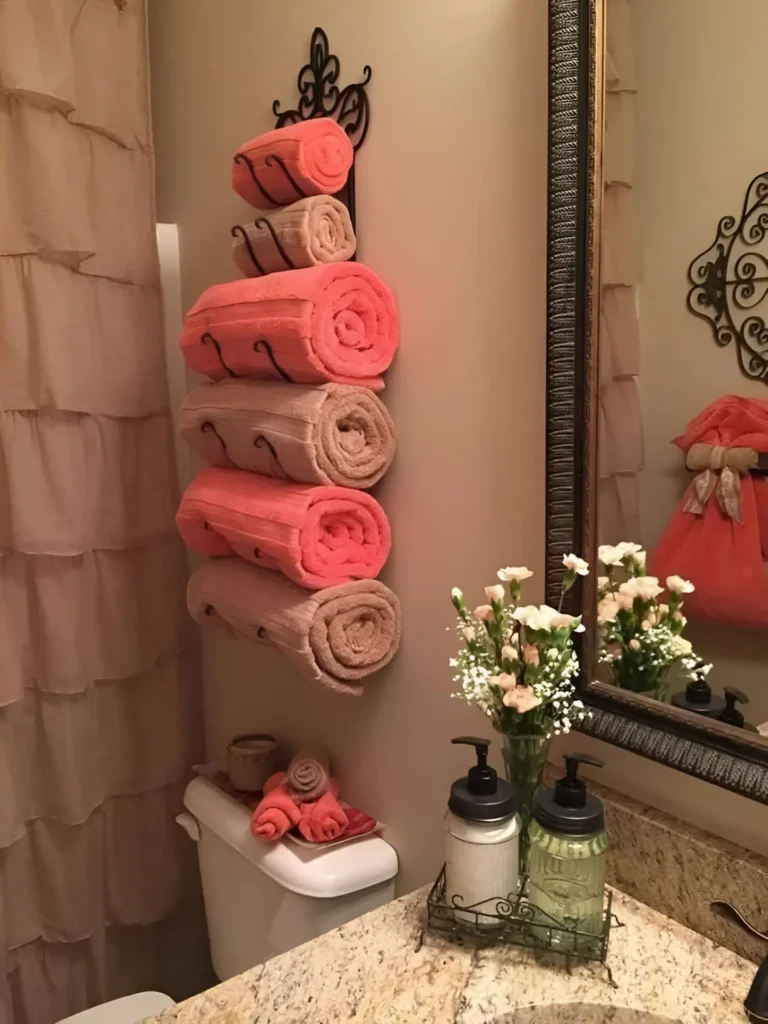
[201,332,240,379]
[253,217,297,271]
[254,434,287,478]
[272,27,371,149]
[201,420,232,463]
[231,224,266,276]
[272,27,371,235]
[687,172,768,384]
[253,340,294,383]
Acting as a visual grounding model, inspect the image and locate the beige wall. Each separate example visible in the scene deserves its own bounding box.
[632,0,768,725]
[150,0,768,900]
[150,0,548,894]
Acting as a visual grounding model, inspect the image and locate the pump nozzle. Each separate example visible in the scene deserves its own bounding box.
[451,736,495,795]
[452,736,490,766]
[564,753,604,775]
[555,752,604,810]
[716,687,751,729]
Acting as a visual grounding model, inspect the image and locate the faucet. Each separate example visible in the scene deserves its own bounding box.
[711,900,768,1022]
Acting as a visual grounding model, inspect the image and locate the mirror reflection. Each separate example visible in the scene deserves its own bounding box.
[597,0,768,739]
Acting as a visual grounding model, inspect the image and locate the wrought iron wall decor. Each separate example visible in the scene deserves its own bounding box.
[272,26,371,235]
[687,172,768,385]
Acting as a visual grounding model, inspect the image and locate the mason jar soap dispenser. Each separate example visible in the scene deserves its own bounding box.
[528,752,608,949]
[444,737,521,926]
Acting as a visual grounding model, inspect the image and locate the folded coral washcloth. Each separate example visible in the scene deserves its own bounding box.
[177,466,391,588]
[341,805,378,839]
[179,263,399,391]
[232,196,355,278]
[179,380,396,490]
[285,747,330,801]
[250,772,302,841]
[187,558,402,696]
[298,779,348,843]
[232,118,354,209]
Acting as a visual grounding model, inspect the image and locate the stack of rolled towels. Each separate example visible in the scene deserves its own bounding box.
[251,747,378,844]
[178,118,401,695]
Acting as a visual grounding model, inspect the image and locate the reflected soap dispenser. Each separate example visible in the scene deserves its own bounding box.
[714,687,758,733]
[444,737,521,925]
[528,753,608,948]
[671,676,725,717]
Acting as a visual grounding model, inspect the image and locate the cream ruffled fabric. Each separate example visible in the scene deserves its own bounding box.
[599,0,644,545]
[0,2,206,1020]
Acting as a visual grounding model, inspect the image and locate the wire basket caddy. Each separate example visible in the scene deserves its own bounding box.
[425,867,622,987]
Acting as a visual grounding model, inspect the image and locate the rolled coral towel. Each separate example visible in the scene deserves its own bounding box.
[232,196,356,278]
[232,118,354,209]
[179,380,396,489]
[285,748,330,801]
[187,558,402,696]
[177,466,391,588]
[251,772,302,841]
[298,780,348,843]
[179,263,399,391]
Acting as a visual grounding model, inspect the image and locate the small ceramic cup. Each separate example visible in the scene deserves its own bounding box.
[227,734,278,793]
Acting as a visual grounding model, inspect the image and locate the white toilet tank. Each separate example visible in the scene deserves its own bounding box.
[181,777,399,981]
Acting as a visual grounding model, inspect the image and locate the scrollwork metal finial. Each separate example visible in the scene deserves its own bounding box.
[272,27,372,151]
[687,171,768,384]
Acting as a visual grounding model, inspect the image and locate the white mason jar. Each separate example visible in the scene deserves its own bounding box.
[444,737,521,927]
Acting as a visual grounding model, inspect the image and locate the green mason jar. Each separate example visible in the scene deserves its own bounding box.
[526,753,609,953]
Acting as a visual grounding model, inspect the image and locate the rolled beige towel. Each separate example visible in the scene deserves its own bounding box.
[187,558,401,697]
[179,379,395,490]
[285,748,330,801]
[232,196,355,278]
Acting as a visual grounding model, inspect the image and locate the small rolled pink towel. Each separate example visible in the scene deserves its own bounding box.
[286,748,330,801]
[232,196,356,278]
[250,772,302,841]
[176,466,391,589]
[178,263,399,392]
[232,118,354,209]
[297,780,349,843]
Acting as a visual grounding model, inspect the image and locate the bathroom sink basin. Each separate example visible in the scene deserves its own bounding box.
[497,1007,681,1024]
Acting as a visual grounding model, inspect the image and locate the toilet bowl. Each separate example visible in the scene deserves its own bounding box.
[180,776,399,980]
[56,991,174,1023]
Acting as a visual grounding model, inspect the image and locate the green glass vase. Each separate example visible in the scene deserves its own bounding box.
[500,730,552,872]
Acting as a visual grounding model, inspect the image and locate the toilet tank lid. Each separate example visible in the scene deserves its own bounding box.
[184,777,398,899]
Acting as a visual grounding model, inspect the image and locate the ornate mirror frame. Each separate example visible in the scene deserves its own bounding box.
[545,0,768,803]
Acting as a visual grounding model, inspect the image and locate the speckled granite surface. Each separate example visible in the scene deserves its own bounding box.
[145,886,755,1023]
[594,780,768,965]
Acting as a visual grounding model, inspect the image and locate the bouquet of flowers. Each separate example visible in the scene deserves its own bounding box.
[450,556,591,864]
[449,556,589,739]
[596,542,707,701]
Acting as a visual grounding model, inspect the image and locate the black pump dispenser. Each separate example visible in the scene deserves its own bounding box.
[533,753,606,836]
[715,687,758,732]
[448,737,517,822]
[671,676,725,717]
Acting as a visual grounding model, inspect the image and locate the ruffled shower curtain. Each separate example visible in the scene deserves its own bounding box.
[0,2,205,1021]
[599,0,644,544]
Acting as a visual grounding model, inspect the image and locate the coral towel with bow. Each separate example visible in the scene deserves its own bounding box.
[651,396,768,629]
[179,263,399,391]
[177,466,391,589]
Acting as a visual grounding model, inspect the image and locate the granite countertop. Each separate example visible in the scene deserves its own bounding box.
[146,886,755,1023]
